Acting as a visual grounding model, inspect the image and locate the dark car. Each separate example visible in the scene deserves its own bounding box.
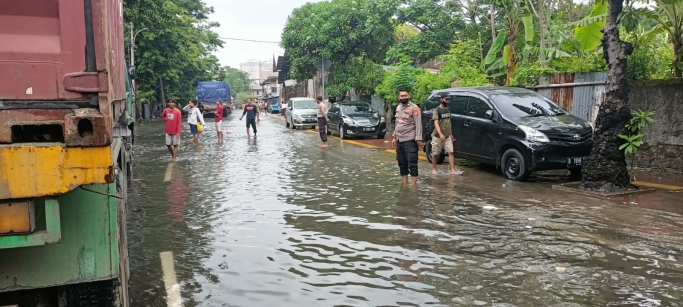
[422,87,594,181]
[327,101,387,139]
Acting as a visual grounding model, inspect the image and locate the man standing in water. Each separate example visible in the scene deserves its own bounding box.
[215,100,224,143]
[183,99,205,145]
[161,99,182,161]
[430,93,461,175]
[239,98,260,137]
[316,96,330,148]
[391,89,424,184]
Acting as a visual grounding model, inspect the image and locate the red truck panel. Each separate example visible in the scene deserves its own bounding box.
[0,0,125,146]
[0,0,125,102]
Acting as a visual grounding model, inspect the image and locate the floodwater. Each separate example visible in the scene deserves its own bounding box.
[128,113,683,307]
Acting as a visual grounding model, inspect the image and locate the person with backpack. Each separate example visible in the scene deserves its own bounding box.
[183,99,205,145]
[430,93,461,175]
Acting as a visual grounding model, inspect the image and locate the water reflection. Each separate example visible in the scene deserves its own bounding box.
[128,118,683,307]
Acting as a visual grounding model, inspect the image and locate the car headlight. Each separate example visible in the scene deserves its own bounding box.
[293,114,302,119]
[519,125,550,143]
[343,117,355,125]
[588,121,595,131]
[380,116,385,123]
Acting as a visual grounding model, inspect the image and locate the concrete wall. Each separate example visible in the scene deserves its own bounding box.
[629,79,683,171]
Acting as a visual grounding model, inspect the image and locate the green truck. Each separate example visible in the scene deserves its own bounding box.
[0,0,133,306]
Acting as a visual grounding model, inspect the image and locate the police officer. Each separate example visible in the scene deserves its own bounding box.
[391,89,424,184]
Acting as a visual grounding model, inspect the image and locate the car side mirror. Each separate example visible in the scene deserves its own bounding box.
[485,110,494,120]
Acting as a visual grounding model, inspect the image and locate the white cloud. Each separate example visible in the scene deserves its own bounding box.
[205,0,324,69]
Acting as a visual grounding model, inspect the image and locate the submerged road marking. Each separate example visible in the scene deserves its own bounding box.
[160,251,183,307]
[631,181,683,191]
[164,163,174,182]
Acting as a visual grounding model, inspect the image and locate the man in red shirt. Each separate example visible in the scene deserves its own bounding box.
[215,100,224,143]
[161,99,182,161]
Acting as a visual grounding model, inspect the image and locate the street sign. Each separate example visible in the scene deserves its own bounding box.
[315,58,331,72]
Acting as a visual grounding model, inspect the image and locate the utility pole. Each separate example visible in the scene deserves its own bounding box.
[321,54,325,100]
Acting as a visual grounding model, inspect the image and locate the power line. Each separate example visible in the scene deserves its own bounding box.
[219,36,280,44]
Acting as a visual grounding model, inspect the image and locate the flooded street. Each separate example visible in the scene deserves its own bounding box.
[128,114,683,307]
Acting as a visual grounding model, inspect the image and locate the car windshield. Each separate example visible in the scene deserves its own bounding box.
[490,91,568,118]
[341,104,375,115]
[293,100,317,109]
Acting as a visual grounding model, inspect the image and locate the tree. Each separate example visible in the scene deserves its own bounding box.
[580,0,633,191]
[385,0,469,65]
[124,0,223,103]
[222,67,251,95]
[280,0,398,97]
[637,0,683,77]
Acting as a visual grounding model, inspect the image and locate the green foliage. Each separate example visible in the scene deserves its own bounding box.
[511,61,553,86]
[236,92,252,104]
[375,65,422,106]
[327,57,385,99]
[385,0,469,65]
[574,1,607,51]
[221,67,251,95]
[618,109,656,182]
[281,0,397,97]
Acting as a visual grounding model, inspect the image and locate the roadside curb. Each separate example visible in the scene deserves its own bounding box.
[552,182,656,198]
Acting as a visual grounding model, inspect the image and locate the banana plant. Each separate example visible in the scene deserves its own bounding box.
[483,0,535,86]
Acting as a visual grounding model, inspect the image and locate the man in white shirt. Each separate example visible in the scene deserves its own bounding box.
[183,99,206,145]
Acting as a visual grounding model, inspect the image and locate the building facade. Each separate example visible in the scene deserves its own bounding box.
[239,59,274,85]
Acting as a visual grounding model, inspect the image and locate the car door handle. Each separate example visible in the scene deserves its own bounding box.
[464,120,472,127]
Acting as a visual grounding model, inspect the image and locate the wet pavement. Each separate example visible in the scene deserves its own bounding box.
[128,113,683,306]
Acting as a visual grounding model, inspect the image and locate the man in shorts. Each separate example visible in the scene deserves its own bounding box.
[161,99,182,161]
[239,98,260,137]
[215,100,224,143]
[430,93,460,175]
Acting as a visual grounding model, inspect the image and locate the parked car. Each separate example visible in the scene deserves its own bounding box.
[422,87,594,181]
[327,101,387,139]
[285,97,319,129]
[268,101,280,114]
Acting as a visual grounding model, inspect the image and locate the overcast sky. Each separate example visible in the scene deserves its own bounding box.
[205,0,322,69]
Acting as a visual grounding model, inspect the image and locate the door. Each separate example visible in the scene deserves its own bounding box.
[449,95,468,155]
[422,94,442,141]
[461,95,497,162]
[287,100,293,122]
[327,104,340,132]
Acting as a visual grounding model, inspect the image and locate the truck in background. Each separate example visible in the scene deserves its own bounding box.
[196,81,232,117]
[0,0,133,306]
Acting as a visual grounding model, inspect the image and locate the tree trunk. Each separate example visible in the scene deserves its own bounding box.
[505,32,517,87]
[580,0,633,191]
[673,37,682,78]
[490,4,496,40]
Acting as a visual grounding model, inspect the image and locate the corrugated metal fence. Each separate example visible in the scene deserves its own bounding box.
[530,72,607,123]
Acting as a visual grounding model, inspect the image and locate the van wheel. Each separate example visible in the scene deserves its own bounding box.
[425,142,445,165]
[501,148,530,181]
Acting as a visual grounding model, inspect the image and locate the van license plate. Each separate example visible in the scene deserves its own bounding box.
[567,158,583,167]
[364,128,374,131]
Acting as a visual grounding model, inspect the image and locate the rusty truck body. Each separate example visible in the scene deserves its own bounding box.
[0,0,133,306]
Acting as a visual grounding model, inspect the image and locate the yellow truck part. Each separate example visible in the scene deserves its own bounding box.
[0,144,113,200]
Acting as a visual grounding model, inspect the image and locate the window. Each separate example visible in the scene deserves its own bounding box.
[292,100,317,109]
[466,97,492,118]
[341,104,374,115]
[489,91,567,118]
[424,94,442,111]
[329,105,339,114]
[449,95,468,115]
